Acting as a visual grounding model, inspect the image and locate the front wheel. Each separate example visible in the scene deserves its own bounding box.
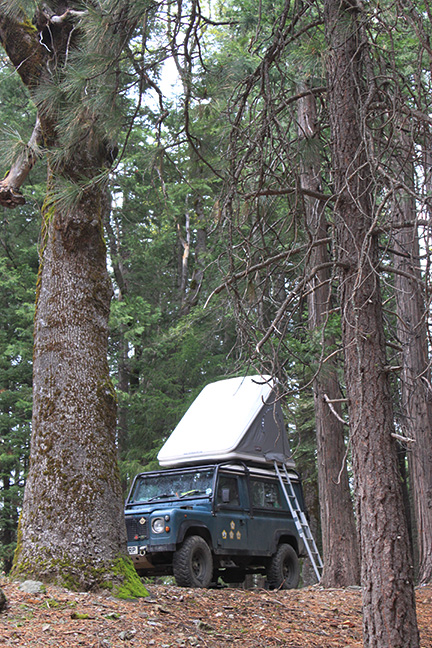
[266,543,300,590]
[173,535,213,588]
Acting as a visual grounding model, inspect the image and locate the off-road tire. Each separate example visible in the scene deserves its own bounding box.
[266,543,300,589]
[173,535,213,588]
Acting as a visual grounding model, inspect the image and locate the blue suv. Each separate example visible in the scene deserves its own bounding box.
[125,461,306,588]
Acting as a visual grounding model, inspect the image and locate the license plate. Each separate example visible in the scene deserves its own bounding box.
[128,546,138,555]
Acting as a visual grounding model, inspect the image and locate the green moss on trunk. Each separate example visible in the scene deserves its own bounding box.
[110,556,149,599]
[12,546,148,599]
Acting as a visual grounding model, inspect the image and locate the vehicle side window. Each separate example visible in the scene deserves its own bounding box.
[216,475,240,507]
[250,478,283,509]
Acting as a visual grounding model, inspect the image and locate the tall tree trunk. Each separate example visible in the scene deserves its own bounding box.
[298,87,360,587]
[0,3,146,595]
[392,132,432,584]
[323,2,419,646]
[293,387,321,587]
[15,173,129,589]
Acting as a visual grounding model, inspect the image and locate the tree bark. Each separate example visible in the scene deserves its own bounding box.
[0,587,6,611]
[298,87,360,587]
[16,171,128,589]
[0,3,145,595]
[392,133,432,585]
[323,2,419,646]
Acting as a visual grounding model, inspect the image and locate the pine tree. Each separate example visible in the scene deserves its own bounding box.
[0,0,147,594]
[323,0,418,643]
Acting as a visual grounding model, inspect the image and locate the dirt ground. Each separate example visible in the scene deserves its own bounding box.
[1,578,431,648]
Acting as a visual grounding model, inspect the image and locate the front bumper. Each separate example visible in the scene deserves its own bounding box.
[127,542,177,571]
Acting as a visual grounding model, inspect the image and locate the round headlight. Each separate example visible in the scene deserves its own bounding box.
[151,517,165,534]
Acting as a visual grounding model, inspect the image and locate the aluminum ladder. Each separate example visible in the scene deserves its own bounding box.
[274,461,323,583]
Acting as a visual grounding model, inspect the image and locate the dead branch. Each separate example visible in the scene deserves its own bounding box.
[204,237,331,308]
[374,220,430,234]
[391,432,416,444]
[243,186,335,203]
[323,394,348,426]
[50,10,87,24]
[379,263,424,284]
[0,116,43,208]
[256,262,335,354]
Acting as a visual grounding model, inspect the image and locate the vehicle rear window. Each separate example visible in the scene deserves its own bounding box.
[250,478,284,509]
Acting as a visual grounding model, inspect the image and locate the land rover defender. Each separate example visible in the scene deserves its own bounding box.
[124,375,321,588]
[125,461,306,588]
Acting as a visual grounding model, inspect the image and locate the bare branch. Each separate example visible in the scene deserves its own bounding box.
[391,432,416,444]
[379,263,423,284]
[204,237,331,308]
[50,10,87,24]
[256,262,335,354]
[243,185,335,203]
[0,115,43,208]
[324,394,348,426]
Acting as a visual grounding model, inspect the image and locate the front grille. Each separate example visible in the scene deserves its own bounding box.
[126,516,149,542]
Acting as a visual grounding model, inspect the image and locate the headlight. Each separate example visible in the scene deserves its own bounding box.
[151,517,165,534]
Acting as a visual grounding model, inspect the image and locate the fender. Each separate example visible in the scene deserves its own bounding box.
[177,519,213,547]
[272,529,300,555]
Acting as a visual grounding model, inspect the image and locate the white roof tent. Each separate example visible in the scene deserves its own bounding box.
[157,375,295,469]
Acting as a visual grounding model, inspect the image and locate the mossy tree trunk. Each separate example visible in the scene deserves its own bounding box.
[0,2,146,595]
[15,170,129,590]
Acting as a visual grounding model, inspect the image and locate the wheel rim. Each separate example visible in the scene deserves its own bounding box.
[192,549,206,580]
[282,558,292,582]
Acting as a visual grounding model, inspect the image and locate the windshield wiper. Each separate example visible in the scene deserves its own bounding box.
[179,489,207,499]
[148,493,176,502]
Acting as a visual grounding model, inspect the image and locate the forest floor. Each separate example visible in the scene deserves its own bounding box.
[1,578,431,648]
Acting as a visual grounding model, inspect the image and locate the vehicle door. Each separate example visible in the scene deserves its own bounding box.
[212,472,249,555]
[246,476,293,555]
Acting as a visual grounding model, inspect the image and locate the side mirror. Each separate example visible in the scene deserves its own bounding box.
[221,488,230,504]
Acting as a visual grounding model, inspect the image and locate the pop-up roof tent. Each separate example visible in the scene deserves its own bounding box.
[157,375,295,468]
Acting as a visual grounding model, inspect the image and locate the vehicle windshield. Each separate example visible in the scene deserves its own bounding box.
[129,469,214,504]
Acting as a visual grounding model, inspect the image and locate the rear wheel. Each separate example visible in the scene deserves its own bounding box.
[266,544,300,589]
[173,535,213,588]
